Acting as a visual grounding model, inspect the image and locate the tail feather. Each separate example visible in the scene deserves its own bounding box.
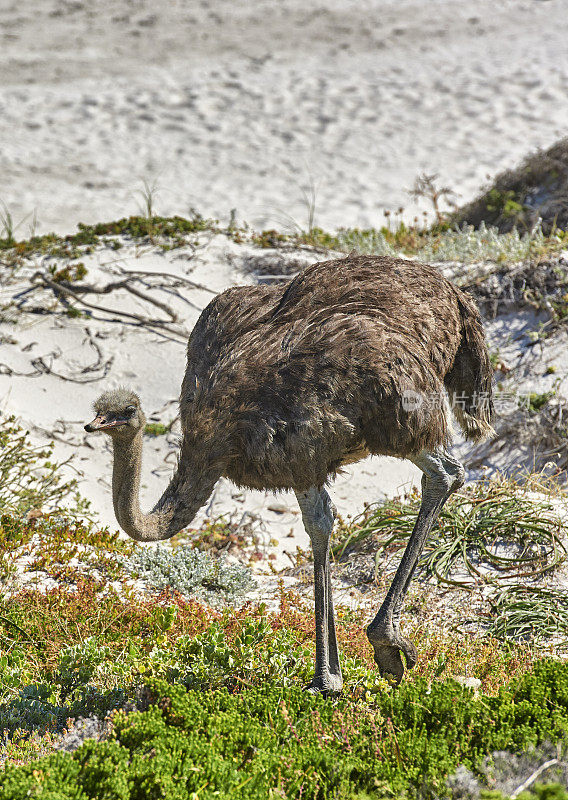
[445,290,496,443]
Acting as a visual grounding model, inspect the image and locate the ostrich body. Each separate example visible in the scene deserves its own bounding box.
[85,254,494,691]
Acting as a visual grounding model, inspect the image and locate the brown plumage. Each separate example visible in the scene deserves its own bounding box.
[85,253,495,691]
[181,254,493,490]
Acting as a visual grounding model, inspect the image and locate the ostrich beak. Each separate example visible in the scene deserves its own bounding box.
[84,415,127,432]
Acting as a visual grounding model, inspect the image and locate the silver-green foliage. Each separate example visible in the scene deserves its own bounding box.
[127,544,257,605]
[336,221,547,266]
[417,222,546,264]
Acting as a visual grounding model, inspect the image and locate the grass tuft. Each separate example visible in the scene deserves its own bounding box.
[333,478,566,591]
[488,586,568,645]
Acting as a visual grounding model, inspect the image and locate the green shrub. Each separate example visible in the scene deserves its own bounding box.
[145,617,313,692]
[3,659,568,799]
[143,422,170,436]
[0,636,126,737]
[0,416,91,519]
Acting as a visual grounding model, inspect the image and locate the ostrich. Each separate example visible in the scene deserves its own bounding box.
[84,254,494,692]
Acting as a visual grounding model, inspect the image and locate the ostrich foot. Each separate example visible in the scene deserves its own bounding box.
[366,625,417,685]
[305,672,343,697]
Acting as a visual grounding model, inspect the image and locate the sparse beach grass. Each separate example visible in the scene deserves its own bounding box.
[331,475,567,590]
[1,211,567,271]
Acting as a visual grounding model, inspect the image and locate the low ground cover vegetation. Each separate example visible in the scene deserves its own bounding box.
[1,416,568,797]
[1,208,567,273]
[4,659,568,799]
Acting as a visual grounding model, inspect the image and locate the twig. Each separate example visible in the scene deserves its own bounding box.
[117,267,216,294]
[81,327,107,373]
[29,356,113,384]
[18,330,115,384]
[120,273,204,312]
[29,272,188,340]
[32,272,179,322]
[510,758,560,799]
[0,360,45,378]
[75,277,180,321]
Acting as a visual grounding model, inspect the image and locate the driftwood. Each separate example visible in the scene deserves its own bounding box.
[116,267,215,294]
[1,259,220,387]
[510,759,561,799]
[30,272,184,335]
[9,263,217,343]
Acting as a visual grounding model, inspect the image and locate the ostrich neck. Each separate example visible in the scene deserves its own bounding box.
[111,431,219,542]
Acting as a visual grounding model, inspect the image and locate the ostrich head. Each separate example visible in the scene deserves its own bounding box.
[84,388,146,437]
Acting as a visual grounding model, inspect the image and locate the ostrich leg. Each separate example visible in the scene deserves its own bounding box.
[367,449,465,684]
[296,487,343,696]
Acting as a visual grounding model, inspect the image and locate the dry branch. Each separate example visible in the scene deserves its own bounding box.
[31,272,179,323]
[27,272,190,342]
[116,267,216,294]
[510,759,561,799]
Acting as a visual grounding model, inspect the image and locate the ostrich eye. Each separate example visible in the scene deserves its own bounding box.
[125,405,136,416]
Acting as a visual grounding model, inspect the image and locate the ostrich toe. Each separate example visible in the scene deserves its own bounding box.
[367,627,418,684]
[305,672,343,697]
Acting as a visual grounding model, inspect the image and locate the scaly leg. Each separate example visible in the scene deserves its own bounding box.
[296,487,343,696]
[367,448,464,684]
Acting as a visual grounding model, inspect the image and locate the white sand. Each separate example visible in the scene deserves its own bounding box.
[1,0,568,235]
